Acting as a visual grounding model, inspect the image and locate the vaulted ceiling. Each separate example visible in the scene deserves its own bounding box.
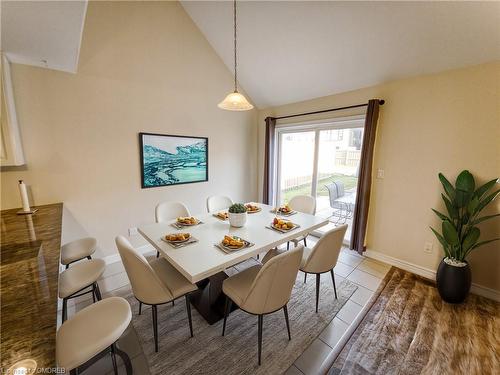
[1,0,87,73]
[182,1,500,108]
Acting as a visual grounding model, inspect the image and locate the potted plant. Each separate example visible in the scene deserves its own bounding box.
[431,170,499,303]
[228,203,248,228]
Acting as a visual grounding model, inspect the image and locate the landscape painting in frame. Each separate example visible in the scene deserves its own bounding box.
[139,132,208,188]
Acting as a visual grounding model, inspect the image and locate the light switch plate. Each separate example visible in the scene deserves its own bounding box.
[377,169,385,179]
[128,227,138,236]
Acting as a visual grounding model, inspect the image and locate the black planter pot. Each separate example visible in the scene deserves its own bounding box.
[436,258,471,303]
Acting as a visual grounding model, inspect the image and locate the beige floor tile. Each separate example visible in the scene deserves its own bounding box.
[347,269,382,291]
[285,364,305,375]
[333,262,355,278]
[319,317,350,348]
[338,251,364,268]
[349,285,375,306]
[294,338,333,375]
[357,258,391,279]
[336,300,363,324]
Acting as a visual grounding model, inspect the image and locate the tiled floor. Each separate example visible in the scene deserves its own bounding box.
[68,242,391,375]
[287,237,391,375]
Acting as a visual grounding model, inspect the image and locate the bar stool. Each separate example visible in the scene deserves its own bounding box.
[61,237,97,269]
[59,258,106,322]
[57,297,133,375]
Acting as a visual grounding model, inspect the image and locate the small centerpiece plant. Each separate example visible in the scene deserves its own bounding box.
[431,170,499,303]
[228,203,248,228]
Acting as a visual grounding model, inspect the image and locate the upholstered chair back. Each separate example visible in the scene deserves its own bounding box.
[242,246,303,314]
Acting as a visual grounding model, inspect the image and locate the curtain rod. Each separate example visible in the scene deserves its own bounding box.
[270,99,385,121]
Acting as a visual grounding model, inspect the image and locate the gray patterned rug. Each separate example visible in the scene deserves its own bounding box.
[125,262,357,375]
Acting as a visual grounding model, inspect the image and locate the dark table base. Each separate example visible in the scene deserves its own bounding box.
[190,271,238,325]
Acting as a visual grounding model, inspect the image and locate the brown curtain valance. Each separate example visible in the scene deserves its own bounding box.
[350,99,381,254]
[262,117,276,205]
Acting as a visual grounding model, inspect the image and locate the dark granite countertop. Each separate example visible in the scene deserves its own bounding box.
[1,203,63,372]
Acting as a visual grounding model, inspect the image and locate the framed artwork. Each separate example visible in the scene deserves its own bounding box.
[139,132,208,188]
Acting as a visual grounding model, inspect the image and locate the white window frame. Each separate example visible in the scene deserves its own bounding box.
[274,115,365,206]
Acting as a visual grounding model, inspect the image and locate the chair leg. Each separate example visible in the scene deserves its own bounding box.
[152,305,158,352]
[330,269,337,299]
[87,255,92,260]
[304,237,307,247]
[172,300,175,306]
[287,242,290,250]
[304,272,307,283]
[222,296,232,336]
[92,284,96,303]
[110,344,118,375]
[283,305,291,340]
[94,282,102,301]
[316,274,320,313]
[62,298,68,322]
[258,315,263,365]
[156,251,160,258]
[138,302,142,315]
[185,295,193,337]
[65,264,69,270]
[114,343,133,375]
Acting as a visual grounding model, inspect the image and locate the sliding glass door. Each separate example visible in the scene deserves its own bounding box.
[276,118,364,244]
[277,131,316,204]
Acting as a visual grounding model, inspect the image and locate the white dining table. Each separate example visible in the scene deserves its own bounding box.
[138,203,328,323]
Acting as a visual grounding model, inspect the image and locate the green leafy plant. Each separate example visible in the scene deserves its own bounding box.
[430,170,499,262]
[228,203,247,214]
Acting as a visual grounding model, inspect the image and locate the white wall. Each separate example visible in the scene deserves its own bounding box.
[258,62,500,293]
[0,1,258,256]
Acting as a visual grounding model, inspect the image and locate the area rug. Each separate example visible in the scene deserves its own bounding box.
[125,264,357,375]
[329,267,500,374]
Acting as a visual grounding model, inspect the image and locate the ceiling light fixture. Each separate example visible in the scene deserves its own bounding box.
[218,0,253,111]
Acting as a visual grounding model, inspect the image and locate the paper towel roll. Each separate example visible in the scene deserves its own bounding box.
[19,180,31,212]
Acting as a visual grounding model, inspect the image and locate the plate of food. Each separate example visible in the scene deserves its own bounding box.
[214,211,229,220]
[220,235,248,251]
[272,218,296,231]
[245,203,261,213]
[164,233,191,243]
[176,216,199,226]
[276,204,295,215]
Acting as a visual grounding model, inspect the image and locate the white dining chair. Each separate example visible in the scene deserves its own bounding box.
[300,224,347,312]
[116,236,197,352]
[154,201,190,257]
[206,195,233,213]
[221,246,303,365]
[287,195,316,249]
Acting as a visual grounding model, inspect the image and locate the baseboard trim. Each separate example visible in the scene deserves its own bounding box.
[364,249,436,280]
[364,249,500,302]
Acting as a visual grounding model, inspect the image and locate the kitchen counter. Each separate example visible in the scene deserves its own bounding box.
[1,203,63,372]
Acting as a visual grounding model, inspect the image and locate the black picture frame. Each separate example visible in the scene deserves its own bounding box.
[139,132,209,189]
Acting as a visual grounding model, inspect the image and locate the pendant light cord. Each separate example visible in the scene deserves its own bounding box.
[233,0,237,92]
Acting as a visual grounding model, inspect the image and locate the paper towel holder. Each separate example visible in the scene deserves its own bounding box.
[16,180,38,215]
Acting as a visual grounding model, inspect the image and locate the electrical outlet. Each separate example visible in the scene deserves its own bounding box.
[128,227,138,236]
[377,169,385,179]
[424,242,433,254]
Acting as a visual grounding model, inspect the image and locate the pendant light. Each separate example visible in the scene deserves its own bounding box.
[218,0,254,111]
